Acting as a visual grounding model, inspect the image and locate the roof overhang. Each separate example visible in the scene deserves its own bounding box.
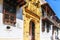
[41,3,56,15]
[4,0,26,7]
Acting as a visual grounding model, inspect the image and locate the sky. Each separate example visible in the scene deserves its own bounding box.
[46,0,60,19]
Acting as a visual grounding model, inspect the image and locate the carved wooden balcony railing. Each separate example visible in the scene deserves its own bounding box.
[42,11,60,28]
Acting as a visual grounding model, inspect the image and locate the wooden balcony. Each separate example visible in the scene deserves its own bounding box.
[42,12,60,28]
[2,0,26,26]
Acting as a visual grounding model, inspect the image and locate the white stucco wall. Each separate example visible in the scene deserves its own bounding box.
[58,30,60,39]
[0,3,24,40]
[0,13,24,40]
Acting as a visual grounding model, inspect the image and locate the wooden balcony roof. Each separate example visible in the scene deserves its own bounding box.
[4,0,26,7]
[41,3,56,15]
[3,0,26,13]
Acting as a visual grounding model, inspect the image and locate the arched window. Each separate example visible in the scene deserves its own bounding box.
[29,20,35,40]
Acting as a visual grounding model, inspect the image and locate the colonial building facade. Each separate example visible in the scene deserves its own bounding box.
[40,0,60,40]
[0,0,60,40]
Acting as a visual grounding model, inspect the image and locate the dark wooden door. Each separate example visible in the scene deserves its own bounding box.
[29,21,35,40]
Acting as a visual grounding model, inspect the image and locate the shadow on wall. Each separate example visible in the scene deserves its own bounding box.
[16,7,23,20]
[0,4,2,13]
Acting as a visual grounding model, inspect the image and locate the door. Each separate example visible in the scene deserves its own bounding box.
[29,20,35,40]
